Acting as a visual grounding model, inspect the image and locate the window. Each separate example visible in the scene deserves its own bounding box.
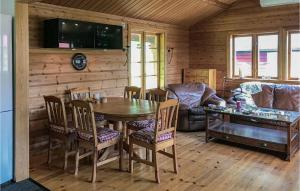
[257,34,278,78]
[130,32,165,90]
[233,36,253,77]
[288,31,300,79]
[231,33,279,79]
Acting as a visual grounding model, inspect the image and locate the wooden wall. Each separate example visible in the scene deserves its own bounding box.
[29,3,189,166]
[190,0,300,96]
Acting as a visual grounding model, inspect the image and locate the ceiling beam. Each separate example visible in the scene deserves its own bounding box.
[200,0,231,9]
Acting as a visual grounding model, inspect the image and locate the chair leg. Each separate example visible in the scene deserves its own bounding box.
[126,128,130,144]
[91,149,97,183]
[172,145,178,174]
[47,136,52,165]
[119,137,123,171]
[128,140,133,173]
[63,140,68,170]
[153,151,160,184]
[74,145,79,176]
[146,148,150,161]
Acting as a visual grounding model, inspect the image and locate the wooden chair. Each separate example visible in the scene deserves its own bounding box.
[69,87,91,101]
[69,87,106,123]
[126,88,168,159]
[44,96,76,170]
[129,99,179,183]
[124,86,142,99]
[147,88,168,102]
[127,88,168,132]
[72,100,123,183]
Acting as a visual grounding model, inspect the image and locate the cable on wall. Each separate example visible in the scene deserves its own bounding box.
[167,47,174,65]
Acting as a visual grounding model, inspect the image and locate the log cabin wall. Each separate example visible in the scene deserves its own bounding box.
[189,0,300,97]
[29,3,189,166]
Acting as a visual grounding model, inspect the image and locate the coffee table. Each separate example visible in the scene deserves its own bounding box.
[204,106,300,161]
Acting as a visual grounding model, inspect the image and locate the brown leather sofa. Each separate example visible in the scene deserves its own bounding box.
[166,83,225,131]
[229,82,300,112]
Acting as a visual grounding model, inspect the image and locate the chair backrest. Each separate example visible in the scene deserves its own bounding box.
[124,86,142,99]
[71,100,98,145]
[70,87,91,100]
[148,88,168,102]
[44,96,68,133]
[154,99,179,143]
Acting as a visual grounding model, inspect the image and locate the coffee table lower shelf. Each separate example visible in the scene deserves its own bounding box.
[206,122,298,160]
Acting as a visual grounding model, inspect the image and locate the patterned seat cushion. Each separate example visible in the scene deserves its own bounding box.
[77,127,120,143]
[127,119,156,131]
[130,127,173,144]
[50,122,76,134]
[95,113,105,121]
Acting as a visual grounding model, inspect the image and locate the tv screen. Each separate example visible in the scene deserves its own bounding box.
[44,18,123,49]
[59,19,95,48]
[95,24,123,49]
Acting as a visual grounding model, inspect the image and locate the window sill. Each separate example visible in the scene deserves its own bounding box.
[225,78,300,84]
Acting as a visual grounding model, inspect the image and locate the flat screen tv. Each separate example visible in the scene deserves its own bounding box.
[44,18,123,49]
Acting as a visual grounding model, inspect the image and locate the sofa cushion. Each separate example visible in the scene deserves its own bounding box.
[273,84,300,112]
[251,84,274,108]
[201,86,216,105]
[188,107,206,115]
[167,83,206,109]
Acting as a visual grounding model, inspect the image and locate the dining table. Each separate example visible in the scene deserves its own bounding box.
[92,97,158,161]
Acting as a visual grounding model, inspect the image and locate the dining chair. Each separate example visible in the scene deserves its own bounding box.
[124,86,142,99]
[127,88,168,132]
[128,99,179,183]
[69,87,105,123]
[148,88,169,102]
[126,88,168,159]
[72,100,123,183]
[44,96,76,170]
[69,87,91,100]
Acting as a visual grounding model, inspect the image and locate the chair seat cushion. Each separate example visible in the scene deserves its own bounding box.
[127,119,156,131]
[130,127,173,144]
[78,127,120,143]
[95,113,105,121]
[50,122,76,134]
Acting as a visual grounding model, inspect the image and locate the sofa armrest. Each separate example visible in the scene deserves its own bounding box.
[203,94,225,106]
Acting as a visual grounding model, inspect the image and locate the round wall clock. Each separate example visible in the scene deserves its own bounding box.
[72,53,87,70]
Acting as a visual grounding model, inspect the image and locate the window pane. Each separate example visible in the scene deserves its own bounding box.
[131,77,142,88]
[131,33,142,63]
[130,33,142,86]
[145,35,157,48]
[290,32,300,79]
[234,36,252,77]
[145,76,158,89]
[145,48,158,62]
[145,62,158,76]
[258,34,278,78]
[131,62,142,77]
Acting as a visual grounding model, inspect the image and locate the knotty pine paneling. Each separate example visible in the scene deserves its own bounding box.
[29,3,189,166]
[190,0,300,96]
[30,0,238,27]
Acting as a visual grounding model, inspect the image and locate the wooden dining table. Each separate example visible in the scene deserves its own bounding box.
[92,97,158,160]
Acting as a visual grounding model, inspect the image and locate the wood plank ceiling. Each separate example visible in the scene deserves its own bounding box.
[27,0,239,27]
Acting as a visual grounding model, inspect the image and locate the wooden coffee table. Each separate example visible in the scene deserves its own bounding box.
[204,107,300,161]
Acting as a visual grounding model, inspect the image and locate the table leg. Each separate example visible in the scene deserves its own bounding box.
[286,125,291,161]
[205,113,210,143]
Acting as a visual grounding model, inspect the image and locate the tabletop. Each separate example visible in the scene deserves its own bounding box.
[92,97,158,121]
[204,106,300,124]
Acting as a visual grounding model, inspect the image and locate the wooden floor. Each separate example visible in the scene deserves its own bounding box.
[30,132,300,191]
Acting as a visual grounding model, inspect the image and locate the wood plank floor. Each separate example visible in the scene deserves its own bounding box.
[30,132,300,191]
